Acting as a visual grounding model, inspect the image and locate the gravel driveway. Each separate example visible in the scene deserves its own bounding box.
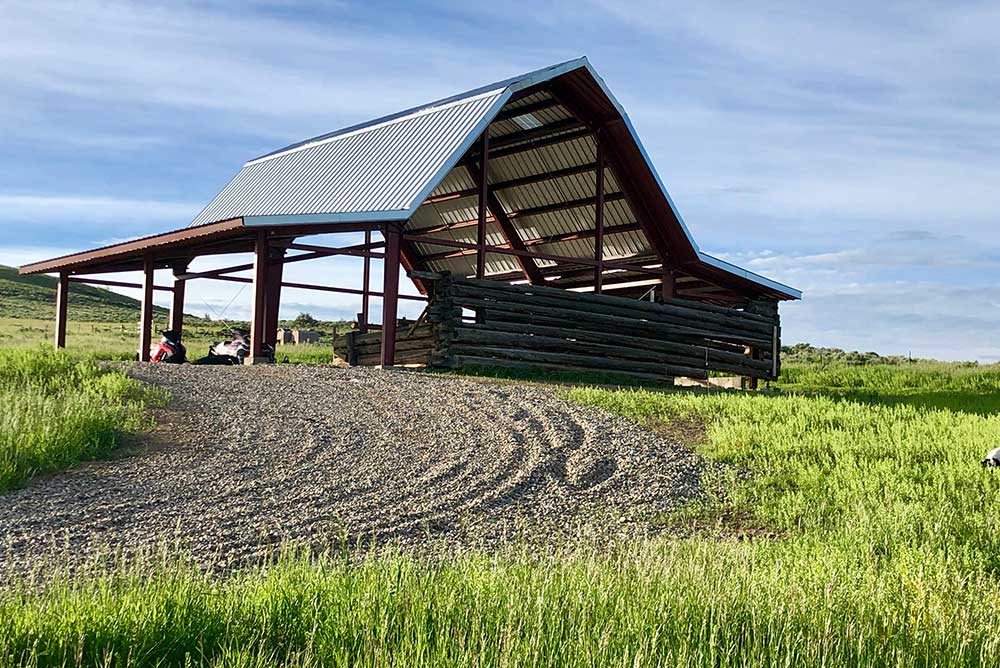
[0,365,703,574]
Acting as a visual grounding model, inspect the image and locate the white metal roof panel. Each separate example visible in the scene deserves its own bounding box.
[191,89,507,227]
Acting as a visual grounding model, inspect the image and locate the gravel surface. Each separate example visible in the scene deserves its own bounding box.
[0,365,704,574]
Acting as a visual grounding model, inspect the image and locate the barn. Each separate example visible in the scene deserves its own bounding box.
[19,57,799,384]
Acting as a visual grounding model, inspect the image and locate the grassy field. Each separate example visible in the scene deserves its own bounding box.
[0,349,166,492]
[0,318,344,365]
[2,348,1000,665]
[0,264,349,364]
[0,265,170,322]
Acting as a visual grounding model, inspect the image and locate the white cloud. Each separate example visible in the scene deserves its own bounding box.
[0,0,530,124]
[0,194,199,224]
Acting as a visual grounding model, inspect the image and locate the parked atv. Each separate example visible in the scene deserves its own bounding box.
[194,330,273,365]
[138,329,186,363]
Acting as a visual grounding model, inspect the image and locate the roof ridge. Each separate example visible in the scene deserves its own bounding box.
[244,87,508,167]
[247,56,590,164]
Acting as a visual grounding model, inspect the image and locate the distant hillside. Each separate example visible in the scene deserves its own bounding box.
[0,265,169,322]
[781,343,949,366]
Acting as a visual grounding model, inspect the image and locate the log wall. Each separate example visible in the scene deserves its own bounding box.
[423,273,780,383]
[336,273,782,384]
[333,321,437,367]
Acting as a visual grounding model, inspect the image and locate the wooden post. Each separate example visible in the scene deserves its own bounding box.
[476,131,489,279]
[138,254,154,362]
[381,224,402,366]
[662,270,676,301]
[248,230,269,364]
[169,263,187,335]
[54,272,69,349]
[360,229,371,332]
[594,140,605,293]
[264,246,285,347]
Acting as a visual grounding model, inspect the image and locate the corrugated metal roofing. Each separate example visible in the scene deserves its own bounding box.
[183,56,799,299]
[191,89,507,227]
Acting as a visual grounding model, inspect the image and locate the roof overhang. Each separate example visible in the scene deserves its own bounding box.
[17,217,392,276]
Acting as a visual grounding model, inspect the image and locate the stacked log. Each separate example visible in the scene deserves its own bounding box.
[419,273,780,382]
[332,322,437,366]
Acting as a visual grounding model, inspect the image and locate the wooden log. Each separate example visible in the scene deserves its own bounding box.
[357,350,431,366]
[447,276,777,332]
[462,305,756,354]
[353,338,436,355]
[453,321,772,372]
[671,295,778,325]
[448,284,774,340]
[443,354,680,384]
[449,328,769,377]
[447,344,709,379]
[452,297,773,348]
[453,329,768,378]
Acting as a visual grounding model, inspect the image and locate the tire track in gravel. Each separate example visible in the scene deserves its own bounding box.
[0,365,705,575]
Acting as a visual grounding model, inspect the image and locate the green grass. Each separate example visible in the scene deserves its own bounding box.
[0,265,170,322]
[4,357,1000,665]
[0,317,346,365]
[0,348,166,491]
[4,540,999,668]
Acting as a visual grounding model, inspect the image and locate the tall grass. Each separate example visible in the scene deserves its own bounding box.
[2,541,999,667]
[0,348,166,491]
[4,361,1000,665]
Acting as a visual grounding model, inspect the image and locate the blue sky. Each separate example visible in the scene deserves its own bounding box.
[2,1,999,360]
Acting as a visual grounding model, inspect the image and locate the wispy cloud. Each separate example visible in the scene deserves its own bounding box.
[0,194,198,223]
[1,1,999,360]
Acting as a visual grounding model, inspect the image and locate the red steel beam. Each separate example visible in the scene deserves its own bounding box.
[402,234,663,275]
[248,231,268,363]
[468,118,583,157]
[594,139,605,293]
[69,277,173,291]
[423,162,598,205]
[264,246,284,347]
[199,274,426,301]
[419,221,643,262]
[494,97,561,121]
[361,229,371,332]
[138,254,155,362]
[286,241,386,259]
[169,263,187,334]
[54,272,68,350]
[463,159,544,283]
[381,225,402,366]
[408,192,626,239]
[476,132,488,279]
[481,127,591,160]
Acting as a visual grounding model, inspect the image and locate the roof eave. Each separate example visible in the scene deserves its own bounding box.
[18,218,246,275]
[694,251,802,300]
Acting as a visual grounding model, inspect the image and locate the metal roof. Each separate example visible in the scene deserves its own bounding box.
[191,88,508,227]
[24,57,800,301]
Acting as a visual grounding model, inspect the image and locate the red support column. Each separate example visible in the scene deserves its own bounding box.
[380,224,402,366]
[138,254,154,362]
[54,272,69,349]
[360,229,371,332]
[594,139,605,293]
[476,131,489,279]
[264,247,285,347]
[248,230,269,364]
[169,263,187,335]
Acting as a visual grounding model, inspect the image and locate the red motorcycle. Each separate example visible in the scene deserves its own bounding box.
[139,329,187,363]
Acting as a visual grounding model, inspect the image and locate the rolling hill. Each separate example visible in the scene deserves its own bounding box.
[0,265,168,322]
